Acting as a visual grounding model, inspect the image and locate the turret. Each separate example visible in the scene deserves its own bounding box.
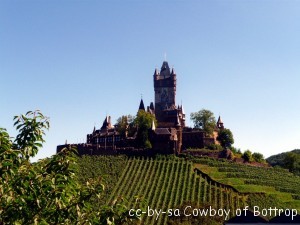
[153,68,159,81]
[160,61,171,78]
[138,98,145,111]
[175,112,181,128]
[151,119,156,131]
[217,116,224,129]
[101,116,113,130]
[171,67,176,79]
[150,102,154,111]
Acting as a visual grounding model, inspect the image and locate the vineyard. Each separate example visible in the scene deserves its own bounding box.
[77,155,128,205]
[77,155,300,224]
[106,156,247,224]
[192,156,300,210]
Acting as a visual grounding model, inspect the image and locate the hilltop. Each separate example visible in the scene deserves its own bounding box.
[267,149,300,166]
[267,149,300,176]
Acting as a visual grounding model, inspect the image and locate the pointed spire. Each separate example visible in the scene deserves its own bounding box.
[217,115,223,124]
[181,104,185,115]
[171,67,176,76]
[150,102,154,111]
[175,112,181,127]
[217,115,224,129]
[93,126,96,133]
[160,61,171,78]
[151,119,156,131]
[154,68,159,76]
[101,115,112,130]
[138,98,145,111]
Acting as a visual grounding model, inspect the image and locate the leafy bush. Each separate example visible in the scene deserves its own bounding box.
[207,143,223,150]
[242,150,253,162]
[252,152,265,163]
[0,110,138,224]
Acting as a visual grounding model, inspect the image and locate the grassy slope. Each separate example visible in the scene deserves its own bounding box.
[77,155,300,224]
[194,159,300,211]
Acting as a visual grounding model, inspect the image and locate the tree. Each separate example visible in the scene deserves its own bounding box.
[217,128,234,149]
[284,152,300,175]
[252,152,265,163]
[190,109,216,136]
[116,114,135,137]
[230,146,242,155]
[0,110,138,224]
[242,150,253,162]
[134,110,156,148]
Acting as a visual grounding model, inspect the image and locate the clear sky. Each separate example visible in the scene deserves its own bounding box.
[1,0,300,161]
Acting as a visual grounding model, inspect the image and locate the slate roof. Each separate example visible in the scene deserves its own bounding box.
[154,128,171,135]
[160,61,171,78]
[139,99,145,111]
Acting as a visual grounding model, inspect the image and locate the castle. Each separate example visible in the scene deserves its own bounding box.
[57,61,224,156]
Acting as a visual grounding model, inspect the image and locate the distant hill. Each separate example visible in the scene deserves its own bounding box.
[266,149,300,167]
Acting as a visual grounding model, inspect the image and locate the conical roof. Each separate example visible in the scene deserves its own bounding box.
[151,119,156,131]
[217,116,223,124]
[171,67,176,75]
[160,61,171,77]
[139,99,145,111]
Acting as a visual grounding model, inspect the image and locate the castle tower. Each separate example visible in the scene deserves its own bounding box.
[217,116,224,129]
[153,61,177,122]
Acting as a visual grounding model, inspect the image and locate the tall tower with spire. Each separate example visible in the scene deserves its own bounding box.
[153,61,177,122]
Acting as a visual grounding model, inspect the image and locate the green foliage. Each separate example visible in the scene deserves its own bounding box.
[267,149,300,168]
[242,150,253,162]
[107,157,247,224]
[252,152,265,163]
[267,150,300,176]
[77,155,128,205]
[116,115,135,137]
[190,109,216,136]
[228,151,235,160]
[247,194,286,220]
[192,156,300,210]
[134,110,156,148]
[284,152,300,175]
[13,110,50,160]
[207,143,223,151]
[217,128,234,148]
[0,110,138,224]
[230,146,242,155]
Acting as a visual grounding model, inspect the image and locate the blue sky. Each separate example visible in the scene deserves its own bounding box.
[1,0,300,161]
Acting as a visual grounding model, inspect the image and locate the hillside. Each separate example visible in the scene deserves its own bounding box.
[77,155,300,225]
[267,149,300,167]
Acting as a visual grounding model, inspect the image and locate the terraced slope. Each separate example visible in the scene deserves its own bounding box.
[192,157,300,210]
[107,157,244,225]
[77,155,300,224]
